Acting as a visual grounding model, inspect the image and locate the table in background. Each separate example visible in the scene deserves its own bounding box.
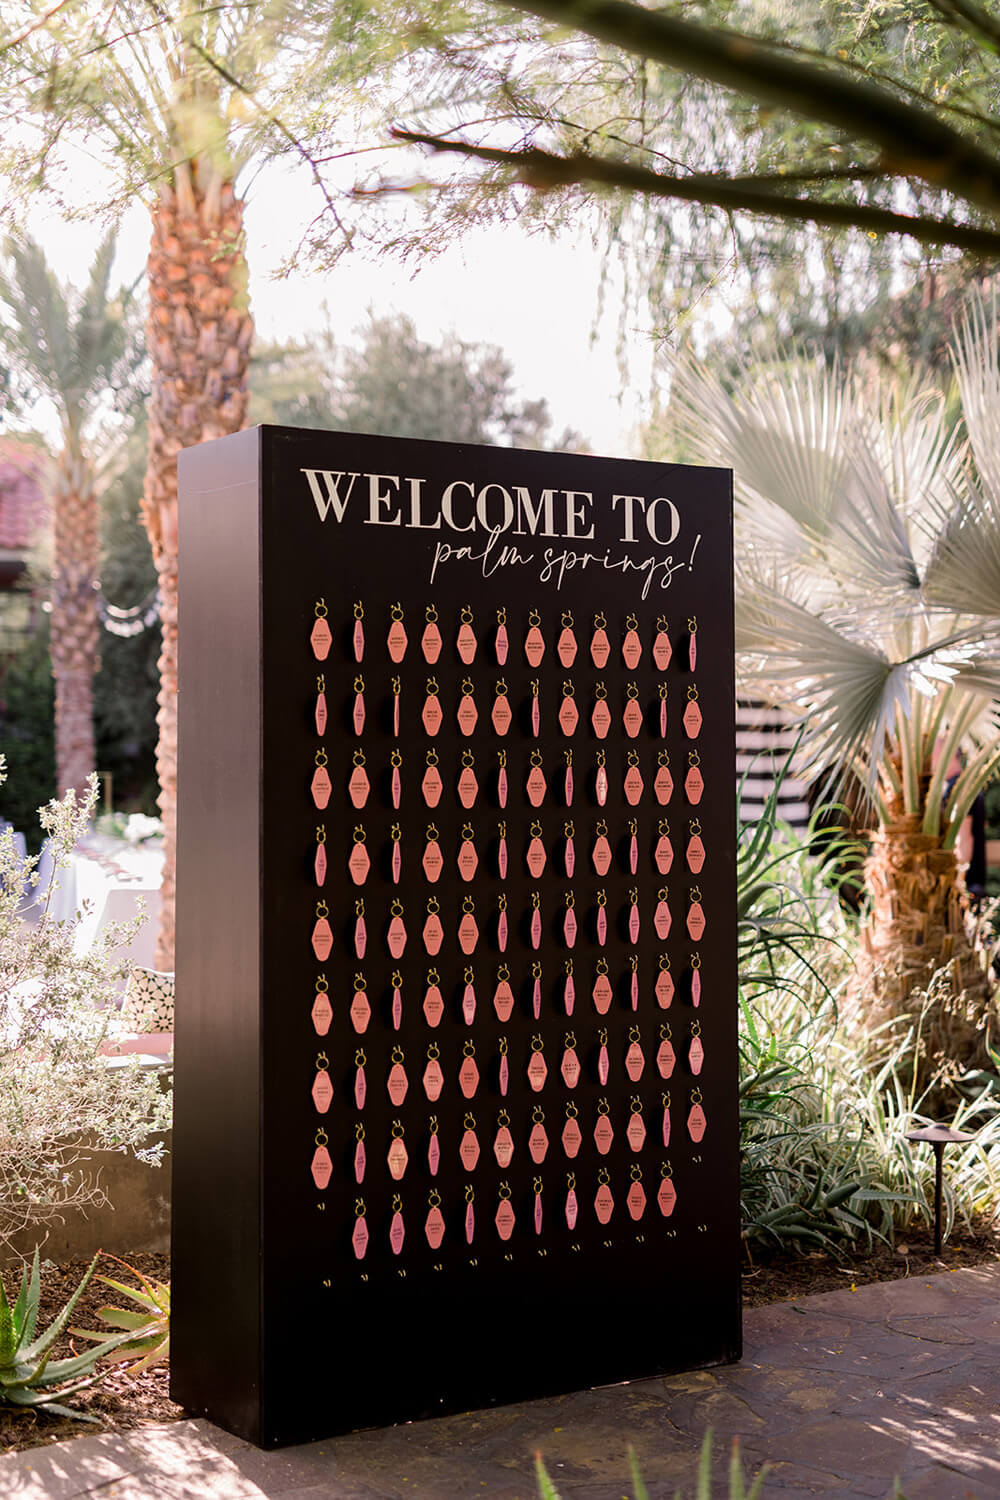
[40,832,163,975]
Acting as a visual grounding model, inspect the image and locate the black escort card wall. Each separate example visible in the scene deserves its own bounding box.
[172,425,739,1448]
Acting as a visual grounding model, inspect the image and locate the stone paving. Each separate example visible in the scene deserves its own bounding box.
[2,1265,1000,1499]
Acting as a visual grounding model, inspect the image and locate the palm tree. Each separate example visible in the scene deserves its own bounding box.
[0,3,372,964]
[669,314,1000,1084]
[0,234,142,799]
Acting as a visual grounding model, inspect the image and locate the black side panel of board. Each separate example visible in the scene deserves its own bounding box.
[172,428,264,1442]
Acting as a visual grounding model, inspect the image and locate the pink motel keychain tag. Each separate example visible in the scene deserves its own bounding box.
[348,750,369,809]
[422,677,443,736]
[310,599,332,660]
[311,1128,332,1190]
[311,975,332,1036]
[347,828,371,882]
[422,749,443,808]
[457,749,479,808]
[524,607,545,666]
[559,679,578,735]
[423,897,444,955]
[310,750,331,810]
[457,677,478,736]
[350,974,371,1034]
[497,892,509,952]
[653,614,671,670]
[592,682,611,738]
[624,752,643,806]
[494,606,509,664]
[656,954,674,1009]
[683,685,703,739]
[557,610,577,666]
[497,751,509,809]
[421,603,442,663]
[622,612,642,668]
[387,602,407,662]
[456,604,477,664]
[590,610,610,667]
[562,1103,582,1158]
[314,673,327,735]
[654,751,673,806]
[492,678,513,736]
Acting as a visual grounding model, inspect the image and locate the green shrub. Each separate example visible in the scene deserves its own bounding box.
[0,765,170,1251]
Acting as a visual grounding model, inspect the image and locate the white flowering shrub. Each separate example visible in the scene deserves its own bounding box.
[0,763,171,1251]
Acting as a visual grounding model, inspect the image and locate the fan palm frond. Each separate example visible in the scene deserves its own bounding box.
[736,581,909,780]
[951,286,1000,512]
[671,350,921,603]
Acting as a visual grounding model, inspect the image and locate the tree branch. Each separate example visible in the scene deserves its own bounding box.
[0,0,74,54]
[924,0,1000,56]
[500,0,1000,216]
[392,129,1000,256]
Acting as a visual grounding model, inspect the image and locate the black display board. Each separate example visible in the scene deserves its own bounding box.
[172,426,739,1447]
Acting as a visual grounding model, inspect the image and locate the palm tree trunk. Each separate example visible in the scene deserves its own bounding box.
[856,808,995,1085]
[50,442,98,798]
[141,158,253,971]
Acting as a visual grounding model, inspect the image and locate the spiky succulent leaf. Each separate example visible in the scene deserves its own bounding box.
[91,1307,153,1331]
[0,1278,15,1368]
[93,1274,165,1314]
[21,1252,41,1350]
[2,1386,100,1421]
[36,1332,135,1385]
[18,1252,99,1366]
[11,1263,29,1342]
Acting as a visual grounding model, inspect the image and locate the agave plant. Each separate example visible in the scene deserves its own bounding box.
[536,1430,768,1499]
[670,306,1000,1085]
[71,1255,169,1374]
[0,1249,133,1420]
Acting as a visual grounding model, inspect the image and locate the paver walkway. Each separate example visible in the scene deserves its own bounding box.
[2,1264,999,1499]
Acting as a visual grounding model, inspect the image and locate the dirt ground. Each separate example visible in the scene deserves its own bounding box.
[0,1227,998,1455]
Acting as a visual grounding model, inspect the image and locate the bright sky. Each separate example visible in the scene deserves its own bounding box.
[37,156,660,458]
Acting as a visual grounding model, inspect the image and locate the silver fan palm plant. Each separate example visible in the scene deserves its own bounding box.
[670,306,1000,1084]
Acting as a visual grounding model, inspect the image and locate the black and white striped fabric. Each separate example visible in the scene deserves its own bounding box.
[736,701,810,829]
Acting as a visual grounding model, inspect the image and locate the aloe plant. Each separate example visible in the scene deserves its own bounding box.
[71,1254,169,1374]
[535,1431,768,1499]
[0,1249,133,1420]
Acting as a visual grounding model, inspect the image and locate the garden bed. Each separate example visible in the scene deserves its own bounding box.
[1,1228,998,1456]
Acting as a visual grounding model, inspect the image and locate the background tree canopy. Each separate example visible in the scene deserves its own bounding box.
[250,311,579,448]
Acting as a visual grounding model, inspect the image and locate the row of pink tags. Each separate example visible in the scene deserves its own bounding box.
[318,1086,697,1191]
[313,675,702,742]
[310,950,701,1036]
[343,1158,684,1257]
[311,748,705,820]
[311,1025,701,1120]
[313,959,698,1051]
[310,887,706,961]
[314,817,705,889]
[311,601,699,672]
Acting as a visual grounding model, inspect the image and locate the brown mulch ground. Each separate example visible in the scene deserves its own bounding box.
[741,1220,1000,1306]
[0,1228,998,1456]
